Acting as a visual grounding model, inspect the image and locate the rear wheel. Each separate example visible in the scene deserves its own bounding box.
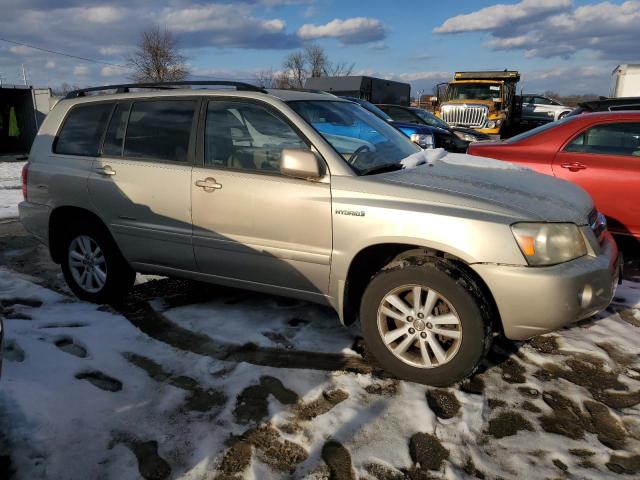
[61,224,135,304]
[360,257,492,386]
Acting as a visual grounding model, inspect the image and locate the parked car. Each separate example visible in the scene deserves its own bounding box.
[375,104,490,151]
[521,95,572,122]
[340,96,437,149]
[20,81,621,386]
[467,111,640,238]
[567,96,640,116]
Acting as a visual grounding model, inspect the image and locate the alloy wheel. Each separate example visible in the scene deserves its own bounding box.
[377,284,462,368]
[68,235,107,293]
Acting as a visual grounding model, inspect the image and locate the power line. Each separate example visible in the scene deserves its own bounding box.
[0,37,131,69]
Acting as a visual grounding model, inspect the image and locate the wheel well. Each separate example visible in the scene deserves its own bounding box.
[48,207,110,264]
[343,243,502,333]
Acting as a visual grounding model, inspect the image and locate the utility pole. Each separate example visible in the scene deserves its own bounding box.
[22,64,27,86]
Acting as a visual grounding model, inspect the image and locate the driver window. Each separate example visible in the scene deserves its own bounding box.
[205,101,308,172]
[564,122,640,156]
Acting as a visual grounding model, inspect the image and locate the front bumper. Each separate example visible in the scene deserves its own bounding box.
[472,232,620,340]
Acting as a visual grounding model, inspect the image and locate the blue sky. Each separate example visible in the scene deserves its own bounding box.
[1,0,638,95]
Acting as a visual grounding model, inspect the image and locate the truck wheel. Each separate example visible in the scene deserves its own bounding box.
[360,257,492,386]
[61,224,135,304]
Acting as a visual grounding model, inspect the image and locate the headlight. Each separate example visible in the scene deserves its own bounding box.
[453,130,478,142]
[511,223,587,266]
[410,133,435,149]
[486,120,496,129]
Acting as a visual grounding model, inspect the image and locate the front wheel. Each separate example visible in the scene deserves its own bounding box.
[360,257,492,386]
[61,225,135,304]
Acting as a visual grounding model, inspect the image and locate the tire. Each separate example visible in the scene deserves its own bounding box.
[558,111,570,120]
[60,222,135,304]
[360,256,492,386]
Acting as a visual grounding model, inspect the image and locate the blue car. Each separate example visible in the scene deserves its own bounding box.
[341,96,458,150]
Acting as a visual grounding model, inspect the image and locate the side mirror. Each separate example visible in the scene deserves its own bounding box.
[280,149,323,180]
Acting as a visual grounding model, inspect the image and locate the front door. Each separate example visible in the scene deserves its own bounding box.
[191,99,332,297]
[87,99,199,270]
[552,121,640,236]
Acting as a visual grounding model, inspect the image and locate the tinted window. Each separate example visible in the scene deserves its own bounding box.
[382,106,422,124]
[534,96,553,105]
[102,102,131,157]
[565,123,640,156]
[124,100,196,162]
[55,103,114,156]
[205,101,308,172]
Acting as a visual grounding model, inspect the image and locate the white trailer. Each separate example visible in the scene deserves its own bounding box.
[611,64,640,98]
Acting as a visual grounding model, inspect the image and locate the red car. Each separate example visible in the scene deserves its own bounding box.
[468,112,640,238]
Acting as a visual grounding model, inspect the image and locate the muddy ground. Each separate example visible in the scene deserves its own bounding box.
[1,219,639,479]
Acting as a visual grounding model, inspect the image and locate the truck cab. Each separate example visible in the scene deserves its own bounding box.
[435,71,520,139]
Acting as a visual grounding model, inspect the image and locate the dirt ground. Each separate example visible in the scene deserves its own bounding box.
[1,219,639,479]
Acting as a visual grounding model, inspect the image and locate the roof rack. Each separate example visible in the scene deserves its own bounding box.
[64,81,267,99]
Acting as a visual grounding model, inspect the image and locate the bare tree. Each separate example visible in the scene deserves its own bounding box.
[129,26,188,83]
[304,44,328,78]
[278,44,355,89]
[323,59,354,77]
[254,68,276,88]
[282,51,307,89]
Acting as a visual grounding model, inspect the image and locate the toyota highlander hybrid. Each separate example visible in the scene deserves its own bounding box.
[19,82,621,386]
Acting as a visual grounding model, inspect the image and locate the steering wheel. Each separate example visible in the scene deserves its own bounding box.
[348,145,370,166]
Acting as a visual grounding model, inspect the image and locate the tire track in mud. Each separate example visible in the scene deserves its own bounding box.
[114,280,375,375]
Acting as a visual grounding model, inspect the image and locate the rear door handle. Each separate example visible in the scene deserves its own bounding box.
[96,165,116,176]
[560,162,587,172]
[195,177,222,191]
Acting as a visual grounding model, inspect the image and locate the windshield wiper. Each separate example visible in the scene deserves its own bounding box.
[360,163,404,176]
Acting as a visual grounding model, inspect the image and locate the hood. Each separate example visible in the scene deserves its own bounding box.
[390,120,441,134]
[391,121,452,138]
[451,126,491,140]
[378,149,593,224]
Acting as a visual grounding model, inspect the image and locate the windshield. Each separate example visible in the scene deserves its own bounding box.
[288,100,420,175]
[505,115,579,143]
[448,83,501,101]
[410,108,450,129]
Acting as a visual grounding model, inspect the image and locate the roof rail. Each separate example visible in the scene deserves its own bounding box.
[63,81,267,99]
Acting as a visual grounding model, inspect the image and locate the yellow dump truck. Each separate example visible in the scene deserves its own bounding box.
[435,71,520,139]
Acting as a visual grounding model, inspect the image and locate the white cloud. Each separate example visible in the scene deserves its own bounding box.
[73,65,90,76]
[98,46,128,57]
[435,0,640,60]
[297,17,387,44]
[100,65,129,77]
[434,0,571,33]
[9,45,32,55]
[77,6,123,24]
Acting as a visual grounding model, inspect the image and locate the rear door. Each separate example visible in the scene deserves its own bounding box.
[552,121,640,236]
[87,98,199,270]
[191,99,332,297]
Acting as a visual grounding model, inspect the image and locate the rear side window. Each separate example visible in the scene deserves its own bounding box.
[54,103,114,156]
[124,100,197,162]
[102,102,131,157]
[564,122,640,156]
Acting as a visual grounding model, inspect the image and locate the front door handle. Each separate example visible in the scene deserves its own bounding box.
[560,162,587,172]
[96,165,116,176]
[195,177,222,192]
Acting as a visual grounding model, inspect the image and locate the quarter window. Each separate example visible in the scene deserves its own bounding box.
[54,103,114,156]
[102,102,131,157]
[205,101,308,173]
[564,122,640,157]
[124,100,196,162]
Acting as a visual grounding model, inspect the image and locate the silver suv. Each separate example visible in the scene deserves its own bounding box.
[19,82,621,386]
